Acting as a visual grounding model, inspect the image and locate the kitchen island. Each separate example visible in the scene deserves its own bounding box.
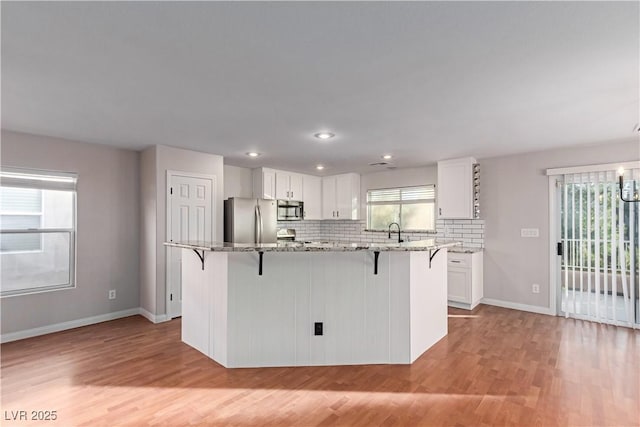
[164,239,460,368]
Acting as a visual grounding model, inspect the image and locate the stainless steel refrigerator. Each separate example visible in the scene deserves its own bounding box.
[224,198,277,243]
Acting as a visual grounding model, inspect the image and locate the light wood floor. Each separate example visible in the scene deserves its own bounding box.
[1,305,638,426]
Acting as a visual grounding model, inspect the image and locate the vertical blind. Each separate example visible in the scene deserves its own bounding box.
[560,168,639,327]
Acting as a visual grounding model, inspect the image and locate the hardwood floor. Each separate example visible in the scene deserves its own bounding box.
[1,305,638,426]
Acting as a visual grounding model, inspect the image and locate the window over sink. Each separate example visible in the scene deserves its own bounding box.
[366,185,435,231]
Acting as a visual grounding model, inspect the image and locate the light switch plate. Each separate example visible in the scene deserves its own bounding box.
[521,228,539,238]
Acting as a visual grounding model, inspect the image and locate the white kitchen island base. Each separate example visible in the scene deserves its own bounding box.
[180,247,449,368]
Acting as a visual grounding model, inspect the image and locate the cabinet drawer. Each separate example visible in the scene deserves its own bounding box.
[447,253,470,268]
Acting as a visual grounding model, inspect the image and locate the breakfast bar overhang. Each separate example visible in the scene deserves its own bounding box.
[164,239,459,368]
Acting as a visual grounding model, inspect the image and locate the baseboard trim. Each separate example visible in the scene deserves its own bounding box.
[1,308,141,344]
[481,298,554,316]
[448,300,482,311]
[138,308,169,324]
[447,301,471,310]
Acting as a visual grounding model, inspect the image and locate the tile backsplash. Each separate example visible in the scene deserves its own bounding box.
[277,219,484,248]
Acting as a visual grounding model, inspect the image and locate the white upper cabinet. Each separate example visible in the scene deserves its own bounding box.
[289,174,303,201]
[275,172,289,199]
[302,175,322,220]
[253,168,276,200]
[322,176,336,219]
[322,173,360,220]
[254,168,359,221]
[322,176,337,219]
[437,157,477,219]
[275,171,303,200]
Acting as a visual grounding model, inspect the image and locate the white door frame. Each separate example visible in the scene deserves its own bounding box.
[548,176,559,316]
[546,160,640,319]
[166,170,216,319]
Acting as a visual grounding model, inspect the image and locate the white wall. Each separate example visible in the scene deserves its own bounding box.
[1,130,140,334]
[223,165,252,199]
[139,147,157,315]
[480,138,640,310]
[139,145,224,317]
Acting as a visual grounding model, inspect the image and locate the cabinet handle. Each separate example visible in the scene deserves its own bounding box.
[333,211,335,217]
[450,260,461,263]
[337,211,339,218]
[291,191,294,199]
[439,207,442,216]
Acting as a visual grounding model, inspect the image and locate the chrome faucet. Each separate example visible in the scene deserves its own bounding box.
[388,222,403,243]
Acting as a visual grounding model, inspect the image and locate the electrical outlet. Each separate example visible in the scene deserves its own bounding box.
[108,289,116,300]
[521,228,539,238]
[532,284,540,294]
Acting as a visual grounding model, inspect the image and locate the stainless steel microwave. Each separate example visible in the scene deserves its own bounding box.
[277,200,304,221]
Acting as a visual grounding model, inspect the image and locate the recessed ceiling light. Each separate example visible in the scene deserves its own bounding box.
[246,152,260,157]
[314,132,335,140]
[316,165,325,170]
[382,154,393,160]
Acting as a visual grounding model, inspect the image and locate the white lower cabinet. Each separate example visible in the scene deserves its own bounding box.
[182,249,448,367]
[447,251,483,310]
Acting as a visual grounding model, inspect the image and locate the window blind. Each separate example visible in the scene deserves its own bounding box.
[367,185,435,203]
[559,168,639,327]
[0,187,42,213]
[0,167,77,192]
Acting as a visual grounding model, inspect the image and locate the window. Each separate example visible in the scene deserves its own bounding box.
[0,187,43,252]
[367,185,436,231]
[0,168,77,297]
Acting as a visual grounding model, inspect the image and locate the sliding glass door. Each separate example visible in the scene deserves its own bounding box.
[556,168,639,327]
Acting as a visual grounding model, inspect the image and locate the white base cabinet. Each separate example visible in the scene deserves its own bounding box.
[182,249,448,367]
[447,251,483,310]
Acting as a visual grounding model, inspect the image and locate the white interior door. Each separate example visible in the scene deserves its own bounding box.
[168,173,214,318]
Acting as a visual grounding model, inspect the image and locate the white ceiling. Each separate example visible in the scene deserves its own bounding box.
[2,1,638,175]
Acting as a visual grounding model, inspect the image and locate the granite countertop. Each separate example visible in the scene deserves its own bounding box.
[448,246,484,254]
[164,239,462,253]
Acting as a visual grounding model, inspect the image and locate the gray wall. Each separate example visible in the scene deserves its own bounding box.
[139,145,224,317]
[1,130,140,333]
[480,138,640,310]
[223,165,253,199]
